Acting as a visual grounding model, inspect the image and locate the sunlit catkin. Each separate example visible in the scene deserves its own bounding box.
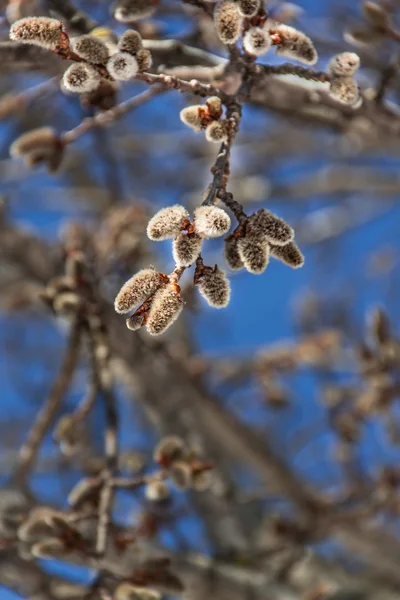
[136,48,153,71]
[247,209,294,246]
[205,96,223,119]
[237,0,261,17]
[270,241,304,268]
[107,52,138,80]
[114,0,158,23]
[194,205,231,238]
[172,232,203,267]
[114,268,160,314]
[205,120,229,143]
[118,29,143,54]
[214,0,243,45]
[72,35,110,64]
[224,235,244,270]
[270,23,318,65]
[147,205,189,241]
[328,52,360,77]
[146,284,184,335]
[238,236,270,274]
[180,105,204,132]
[144,480,170,502]
[243,27,272,56]
[10,17,65,51]
[63,63,100,93]
[197,266,231,308]
[329,76,359,105]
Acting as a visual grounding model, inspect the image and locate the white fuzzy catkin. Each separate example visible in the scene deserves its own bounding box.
[271,23,318,65]
[194,205,231,238]
[147,205,189,241]
[238,236,270,274]
[118,29,143,54]
[180,105,204,132]
[62,63,100,93]
[247,209,294,246]
[107,51,138,80]
[328,52,360,77]
[114,0,157,22]
[205,96,223,119]
[72,35,110,64]
[237,0,261,17]
[243,27,272,56]
[214,0,243,45]
[224,235,244,271]
[146,284,184,335]
[329,76,359,105]
[197,267,231,308]
[114,268,160,314]
[205,120,229,143]
[172,232,203,267]
[9,17,64,51]
[270,241,304,268]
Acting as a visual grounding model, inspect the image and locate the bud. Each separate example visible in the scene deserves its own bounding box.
[136,48,153,72]
[118,29,143,54]
[270,241,304,268]
[329,76,359,105]
[147,205,189,241]
[180,105,204,132]
[344,27,383,47]
[328,52,360,77]
[169,461,192,491]
[107,51,138,80]
[154,435,186,464]
[126,313,144,331]
[144,480,170,502]
[237,0,261,17]
[146,284,184,335]
[363,2,390,30]
[114,0,158,23]
[197,266,231,308]
[10,127,63,173]
[224,235,244,270]
[114,268,161,314]
[172,232,203,267]
[31,537,66,559]
[63,63,101,93]
[214,0,243,45]
[9,17,65,51]
[247,209,294,246]
[72,35,109,65]
[238,237,270,274]
[270,23,318,65]
[115,583,161,600]
[243,27,272,56]
[205,96,223,119]
[205,120,229,143]
[194,205,231,238]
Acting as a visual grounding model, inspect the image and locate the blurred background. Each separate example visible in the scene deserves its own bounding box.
[2,1,400,599]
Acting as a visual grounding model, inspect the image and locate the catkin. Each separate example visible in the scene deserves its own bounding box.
[194,205,231,238]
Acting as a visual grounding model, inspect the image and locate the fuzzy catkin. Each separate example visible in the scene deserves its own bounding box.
[194,205,231,238]
[63,63,100,93]
[197,267,231,308]
[126,313,144,331]
[72,35,110,64]
[147,205,189,241]
[238,236,270,274]
[205,96,223,119]
[118,29,143,54]
[270,241,304,268]
[271,23,318,65]
[243,27,272,56]
[205,120,229,143]
[247,209,294,246]
[9,17,64,51]
[145,481,170,502]
[237,0,261,17]
[169,461,192,491]
[172,232,203,267]
[114,0,158,22]
[329,76,359,105]
[214,0,243,45]
[146,284,184,335]
[328,52,360,77]
[114,268,160,314]
[224,235,244,270]
[154,436,186,464]
[107,52,138,80]
[136,48,153,71]
[10,127,56,157]
[180,105,203,132]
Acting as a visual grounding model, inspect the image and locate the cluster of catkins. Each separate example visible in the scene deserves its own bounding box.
[180,96,230,143]
[327,51,361,106]
[225,208,304,274]
[214,0,317,65]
